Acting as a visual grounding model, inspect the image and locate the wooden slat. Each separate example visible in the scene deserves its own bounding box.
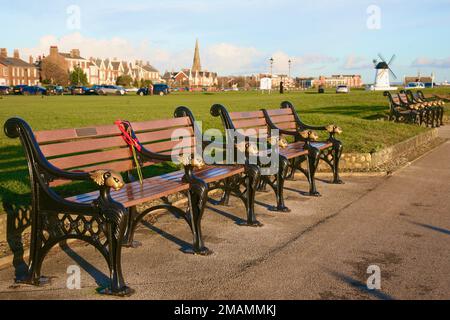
[36,125,120,144]
[131,117,191,132]
[229,111,264,120]
[233,118,267,129]
[276,122,297,130]
[41,135,126,158]
[146,138,196,153]
[137,127,194,144]
[269,115,296,125]
[74,160,144,174]
[65,165,244,208]
[49,148,132,170]
[266,109,293,116]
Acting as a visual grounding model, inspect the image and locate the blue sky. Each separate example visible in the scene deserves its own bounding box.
[2,0,450,82]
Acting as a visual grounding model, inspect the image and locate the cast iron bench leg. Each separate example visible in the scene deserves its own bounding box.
[332,139,344,185]
[243,165,263,227]
[187,178,212,256]
[307,145,321,197]
[273,156,291,212]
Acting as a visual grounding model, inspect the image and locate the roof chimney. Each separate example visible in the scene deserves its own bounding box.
[50,46,59,57]
[29,55,34,64]
[70,49,80,58]
[13,49,20,59]
[0,48,7,58]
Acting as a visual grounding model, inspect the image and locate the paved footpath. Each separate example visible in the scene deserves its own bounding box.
[0,127,449,300]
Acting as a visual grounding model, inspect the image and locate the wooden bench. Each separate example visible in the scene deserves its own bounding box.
[398,91,437,128]
[384,91,421,125]
[415,90,445,127]
[211,103,333,213]
[263,101,344,185]
[4,110,260,296]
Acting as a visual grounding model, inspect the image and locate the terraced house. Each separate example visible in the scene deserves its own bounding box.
[0,48,39,86]
[40,46,161,85]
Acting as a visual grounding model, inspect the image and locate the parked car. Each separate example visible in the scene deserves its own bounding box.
[13,85,47,95]
[97,85,126,96]
[336,85,350,94]
[125,87,139,94]
[137,84,170,96]
[405,82,426,90]
[69,86,88,95]
[45,85,64,95]
[84,85,101,95]
[318,85,325,94]
[0,85,10,95]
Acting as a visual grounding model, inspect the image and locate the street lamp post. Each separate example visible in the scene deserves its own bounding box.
[288,59,292,79]
[270,57,274,77]
[77,63,81,86]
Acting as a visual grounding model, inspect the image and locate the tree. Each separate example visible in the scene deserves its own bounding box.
[41,59,70,86]
[141,79,153,87]
[69,66,88,86]
[133,79,140,88]
[116,75,133,87]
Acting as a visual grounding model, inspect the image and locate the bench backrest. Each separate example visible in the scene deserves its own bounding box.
[228,108,297,138]
[35,117,195,186]
[398,93,410,104]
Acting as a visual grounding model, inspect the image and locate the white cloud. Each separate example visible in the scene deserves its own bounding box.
[412,57,450,69]
[269,51,338,75]
[21,32,191,71]
[20,32,343,76]
[343,55,372,70]
[204,43,262,74]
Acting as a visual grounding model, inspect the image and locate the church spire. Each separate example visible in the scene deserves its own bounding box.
[192,39,202,72]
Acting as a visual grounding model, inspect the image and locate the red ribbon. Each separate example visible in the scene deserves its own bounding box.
[115,120,142,152]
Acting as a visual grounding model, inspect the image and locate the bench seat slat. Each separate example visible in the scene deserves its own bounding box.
[66,165,244,208]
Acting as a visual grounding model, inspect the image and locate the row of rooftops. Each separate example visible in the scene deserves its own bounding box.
[46,46,159,73]
[0,47,160,74]
[0,48,36,68]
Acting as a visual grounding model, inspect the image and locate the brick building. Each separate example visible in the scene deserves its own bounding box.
[315,74,363,88]
[0,48,39,86]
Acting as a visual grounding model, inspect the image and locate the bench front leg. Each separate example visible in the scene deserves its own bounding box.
[243,164,263,226]
[306,144,321,197]
[330,137,344,185]
[183,166,212,256]
[271,156,291,212]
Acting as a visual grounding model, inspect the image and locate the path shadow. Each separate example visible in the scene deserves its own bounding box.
[206,205,246,226]
[3,202,32,281]
[282,187,311,197]
[327,269,395,300]
[141,220,192,253]
[297,105,388,119]
[59,242,110,288]
[409,221,450,236]
[254,200,274,210]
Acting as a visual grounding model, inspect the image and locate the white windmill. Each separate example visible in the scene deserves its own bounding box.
[372,54,398,91]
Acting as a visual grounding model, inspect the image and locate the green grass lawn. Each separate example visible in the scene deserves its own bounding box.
[0,88,448,215]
